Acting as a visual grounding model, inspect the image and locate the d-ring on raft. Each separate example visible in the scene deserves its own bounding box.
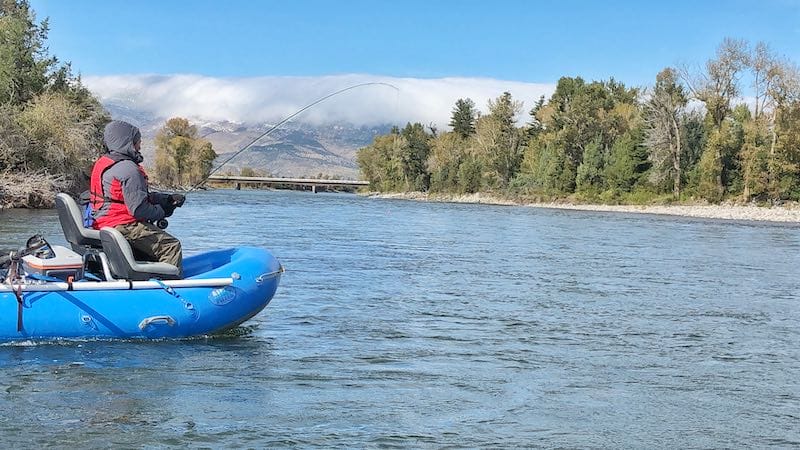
[0,194,282,342]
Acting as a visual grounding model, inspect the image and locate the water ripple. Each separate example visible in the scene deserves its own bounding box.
[0,190,798,447]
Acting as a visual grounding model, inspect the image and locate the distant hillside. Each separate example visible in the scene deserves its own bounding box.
[103,102,391,179]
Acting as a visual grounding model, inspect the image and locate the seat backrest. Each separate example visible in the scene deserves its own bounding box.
[55,193,102,254]
[99,227,181,281]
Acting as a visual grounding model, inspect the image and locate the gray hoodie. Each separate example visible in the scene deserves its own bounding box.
[95,121,170,222]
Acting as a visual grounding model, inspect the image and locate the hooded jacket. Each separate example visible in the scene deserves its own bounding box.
[90,121,169,229]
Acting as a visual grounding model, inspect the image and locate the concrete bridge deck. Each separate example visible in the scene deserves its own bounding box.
[206,175,369,192]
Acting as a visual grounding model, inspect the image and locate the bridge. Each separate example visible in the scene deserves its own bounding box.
[205,175,370,193]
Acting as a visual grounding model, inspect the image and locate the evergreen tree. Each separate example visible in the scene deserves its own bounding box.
[513,77,639,195]
[516,134,574,194]
[575,139,604,193]
[526,95,546,139]
[449,98,476,139]
[604,129,648,193]
[456,155,482,194]
[0,0,53,105]
[696,120,742,201]
[399,122,432,191]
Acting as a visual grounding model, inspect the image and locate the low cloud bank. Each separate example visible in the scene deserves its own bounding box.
[84,74,555,129]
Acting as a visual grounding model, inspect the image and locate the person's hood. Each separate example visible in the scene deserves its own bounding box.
[103,120,143,164]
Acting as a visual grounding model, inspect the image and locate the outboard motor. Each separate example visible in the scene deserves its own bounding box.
[0,234,83,282]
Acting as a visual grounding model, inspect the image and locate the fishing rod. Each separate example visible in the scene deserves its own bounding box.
[188,81,399,192]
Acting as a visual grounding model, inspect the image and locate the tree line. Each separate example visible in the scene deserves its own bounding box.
[358,38,800,205]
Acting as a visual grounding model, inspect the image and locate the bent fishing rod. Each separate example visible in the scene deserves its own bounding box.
[188,81,399,192]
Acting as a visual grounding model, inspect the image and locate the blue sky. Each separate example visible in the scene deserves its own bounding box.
[27,0,800,127]
[30,0,800,84]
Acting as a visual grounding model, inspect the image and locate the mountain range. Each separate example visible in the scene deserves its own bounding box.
[104,102,391,179]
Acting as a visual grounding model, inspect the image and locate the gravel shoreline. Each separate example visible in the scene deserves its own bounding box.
[367,192,800,223]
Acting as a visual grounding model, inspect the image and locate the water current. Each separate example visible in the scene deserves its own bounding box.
[0,189,797,448]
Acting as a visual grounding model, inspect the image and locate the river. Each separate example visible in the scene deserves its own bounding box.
[0,189,798,448]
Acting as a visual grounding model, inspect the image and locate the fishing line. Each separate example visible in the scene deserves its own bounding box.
[189,81,400,192]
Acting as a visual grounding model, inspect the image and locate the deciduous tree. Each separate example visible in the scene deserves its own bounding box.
[681,38,749,199]
[644,68,688,198]
[154,118,217,187]
[479,92,523,187]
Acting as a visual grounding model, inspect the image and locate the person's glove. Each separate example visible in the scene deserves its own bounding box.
[162,202,177,218]
[171,193,186,207]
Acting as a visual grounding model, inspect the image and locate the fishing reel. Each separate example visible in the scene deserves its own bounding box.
[146,218,168,229]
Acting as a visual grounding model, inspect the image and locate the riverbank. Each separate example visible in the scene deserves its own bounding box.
[367,192,800,223]
[0,172,70,209]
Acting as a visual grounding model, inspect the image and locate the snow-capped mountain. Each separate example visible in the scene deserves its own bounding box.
[104,102,390,179]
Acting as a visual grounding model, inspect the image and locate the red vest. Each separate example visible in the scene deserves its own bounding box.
[90,155,147,229]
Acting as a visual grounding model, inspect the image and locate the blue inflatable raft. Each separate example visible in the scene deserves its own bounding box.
[0,194,282,342]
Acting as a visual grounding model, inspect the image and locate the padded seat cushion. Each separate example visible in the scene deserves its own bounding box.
[99,227,181,281]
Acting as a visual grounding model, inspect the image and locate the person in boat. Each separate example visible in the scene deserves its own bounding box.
[90,120,186,275]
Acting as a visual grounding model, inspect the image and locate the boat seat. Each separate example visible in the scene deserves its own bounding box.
[55,193,103,255]
[99,227,181,281]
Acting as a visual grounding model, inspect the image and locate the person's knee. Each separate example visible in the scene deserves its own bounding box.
[165,236,182,254]
[160,233,183,263]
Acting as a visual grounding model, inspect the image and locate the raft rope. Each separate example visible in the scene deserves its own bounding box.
[152,279,196,315]
[4,254,25,333]
[14,283,23,333]
[256,266,284,283]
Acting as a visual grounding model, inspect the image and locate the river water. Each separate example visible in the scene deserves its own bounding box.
[0,189,798,448]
